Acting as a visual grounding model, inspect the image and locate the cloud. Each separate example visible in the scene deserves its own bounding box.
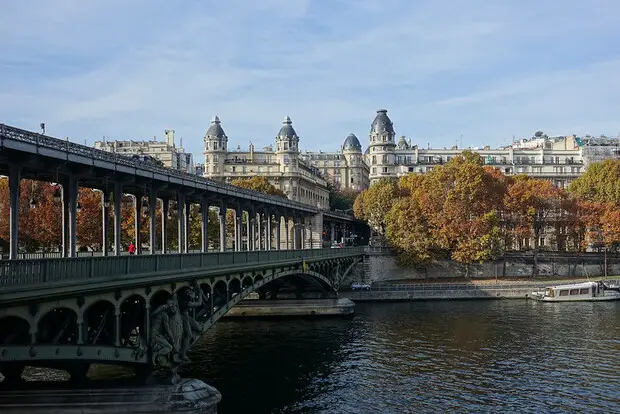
[1,0,620,158]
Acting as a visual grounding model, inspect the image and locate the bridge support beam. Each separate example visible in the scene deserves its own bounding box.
[102,191,110,256]
[133,193,143,255]
[8,164,20,260]
[184,200,190,253]
[219,203,226,252]
[235,207,242,252]
[266,211,272,250]
[113,182,122,256]
[285,216,290,250]
[201,197,209,253]
[161,198,169,254]
[149,188,157,254]
[330,222,335,244]
[275,212,282,250]
[177,193,185,254]
[250,213,256,251]
[67,175,78,258]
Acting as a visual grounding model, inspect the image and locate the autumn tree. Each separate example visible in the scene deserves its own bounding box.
[0,178,63,253]
[504,176,570,275]
[230,176,287,198]
[568,159,620,205]
[353,178,399,236]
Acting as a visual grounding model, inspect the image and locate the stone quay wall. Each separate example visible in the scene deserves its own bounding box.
[364,246,620,283]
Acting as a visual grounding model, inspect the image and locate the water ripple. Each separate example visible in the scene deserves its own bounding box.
[181,301,620,414]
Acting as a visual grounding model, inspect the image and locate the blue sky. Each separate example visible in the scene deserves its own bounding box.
[1,0,619,157]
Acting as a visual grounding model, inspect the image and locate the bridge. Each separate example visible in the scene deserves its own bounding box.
[0,123,367,385]
[0,124,365,260]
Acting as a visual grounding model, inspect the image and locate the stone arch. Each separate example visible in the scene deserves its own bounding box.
[37,307,78,344]
[212,280,228,311]
[228,278,241,300]
[241,275,253,290]
[0,316,30,344]
[120,295,146,348]
[84,300,116,346]
[150,290,172,311]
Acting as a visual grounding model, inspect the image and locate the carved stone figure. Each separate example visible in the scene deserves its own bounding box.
[150,298,185,382]
[149,285,211,382]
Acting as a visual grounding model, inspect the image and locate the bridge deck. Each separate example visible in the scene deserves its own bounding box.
[0,247,366,304]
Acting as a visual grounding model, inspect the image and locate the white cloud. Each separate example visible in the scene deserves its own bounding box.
[1,0,620,157]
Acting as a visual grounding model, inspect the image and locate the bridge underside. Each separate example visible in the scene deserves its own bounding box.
[0,257,360,384]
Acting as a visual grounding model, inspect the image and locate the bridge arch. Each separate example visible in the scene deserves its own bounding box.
[37,307,78,344]
[83,300,116,346]
[0,316,30,345]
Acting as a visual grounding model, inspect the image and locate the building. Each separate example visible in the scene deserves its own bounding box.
[94,130,195,174]
[202,116,370,208]
[365,109,620,188]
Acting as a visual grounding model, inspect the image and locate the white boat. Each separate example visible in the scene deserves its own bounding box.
[532,281,620,302]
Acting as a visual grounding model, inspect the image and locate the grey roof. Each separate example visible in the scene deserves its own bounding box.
[206,116,226,139]
[364,147,370,155]
[370,109,394,135]
[277,116,298,138]
[343,133,362,152]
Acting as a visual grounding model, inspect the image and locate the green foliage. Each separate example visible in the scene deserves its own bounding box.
[568,159,620,205]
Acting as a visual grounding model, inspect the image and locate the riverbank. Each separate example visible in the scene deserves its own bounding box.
[341,275,620,302]
[224,298,355,317]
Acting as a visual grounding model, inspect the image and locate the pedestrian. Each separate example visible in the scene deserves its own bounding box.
[128,242,136,255]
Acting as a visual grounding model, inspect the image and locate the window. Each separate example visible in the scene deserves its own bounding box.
[372,167,376,174]
[559,290,569,296]
[372,155,377,165]
[579,288,590,295]
[569,289,580,296]
[382,167,388,173]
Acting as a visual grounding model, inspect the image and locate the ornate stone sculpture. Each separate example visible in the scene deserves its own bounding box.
[149,284,211,383]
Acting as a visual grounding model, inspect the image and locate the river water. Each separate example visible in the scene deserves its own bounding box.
[182,301,620,414]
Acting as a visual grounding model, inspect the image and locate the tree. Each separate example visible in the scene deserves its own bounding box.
[353,178,399,236]
[0,179,63,252]
[328,183,358,211]
[568,159,620,205]
[385,196,433,265]
[504,177,569,276]
[76,189,103,251]
[230,176,287,198]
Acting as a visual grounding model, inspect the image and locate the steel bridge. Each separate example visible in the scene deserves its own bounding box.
[0,247,365,383]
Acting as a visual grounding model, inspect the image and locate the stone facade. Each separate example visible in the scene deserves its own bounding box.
[200,116,370,208]
[365,109,620,188]
[94,130,195,174]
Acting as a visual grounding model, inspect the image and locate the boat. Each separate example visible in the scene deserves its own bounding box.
[531,281,620,302]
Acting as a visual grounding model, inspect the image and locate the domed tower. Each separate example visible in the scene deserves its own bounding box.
[367,109,396,184]
[275,116,300,167]
[342,133,365,190]
[203,116,228,177]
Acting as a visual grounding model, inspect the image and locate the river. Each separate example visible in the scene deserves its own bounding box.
[182,301,620,414]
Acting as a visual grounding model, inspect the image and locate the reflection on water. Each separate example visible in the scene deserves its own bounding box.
[184,301,620,414]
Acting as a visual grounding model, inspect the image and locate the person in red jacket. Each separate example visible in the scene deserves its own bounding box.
[128,242,136,255]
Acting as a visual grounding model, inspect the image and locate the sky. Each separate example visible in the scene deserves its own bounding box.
[1,0,620,157]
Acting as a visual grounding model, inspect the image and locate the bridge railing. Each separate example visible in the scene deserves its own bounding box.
[0,247,365,287]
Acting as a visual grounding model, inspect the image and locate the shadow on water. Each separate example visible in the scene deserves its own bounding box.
[183,300,620,414]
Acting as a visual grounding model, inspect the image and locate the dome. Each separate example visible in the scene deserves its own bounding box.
[370,109,394,135]
[364,147,370,155]
[342,133,362,152]
[277,116,298,138]
[206,116,226,139]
